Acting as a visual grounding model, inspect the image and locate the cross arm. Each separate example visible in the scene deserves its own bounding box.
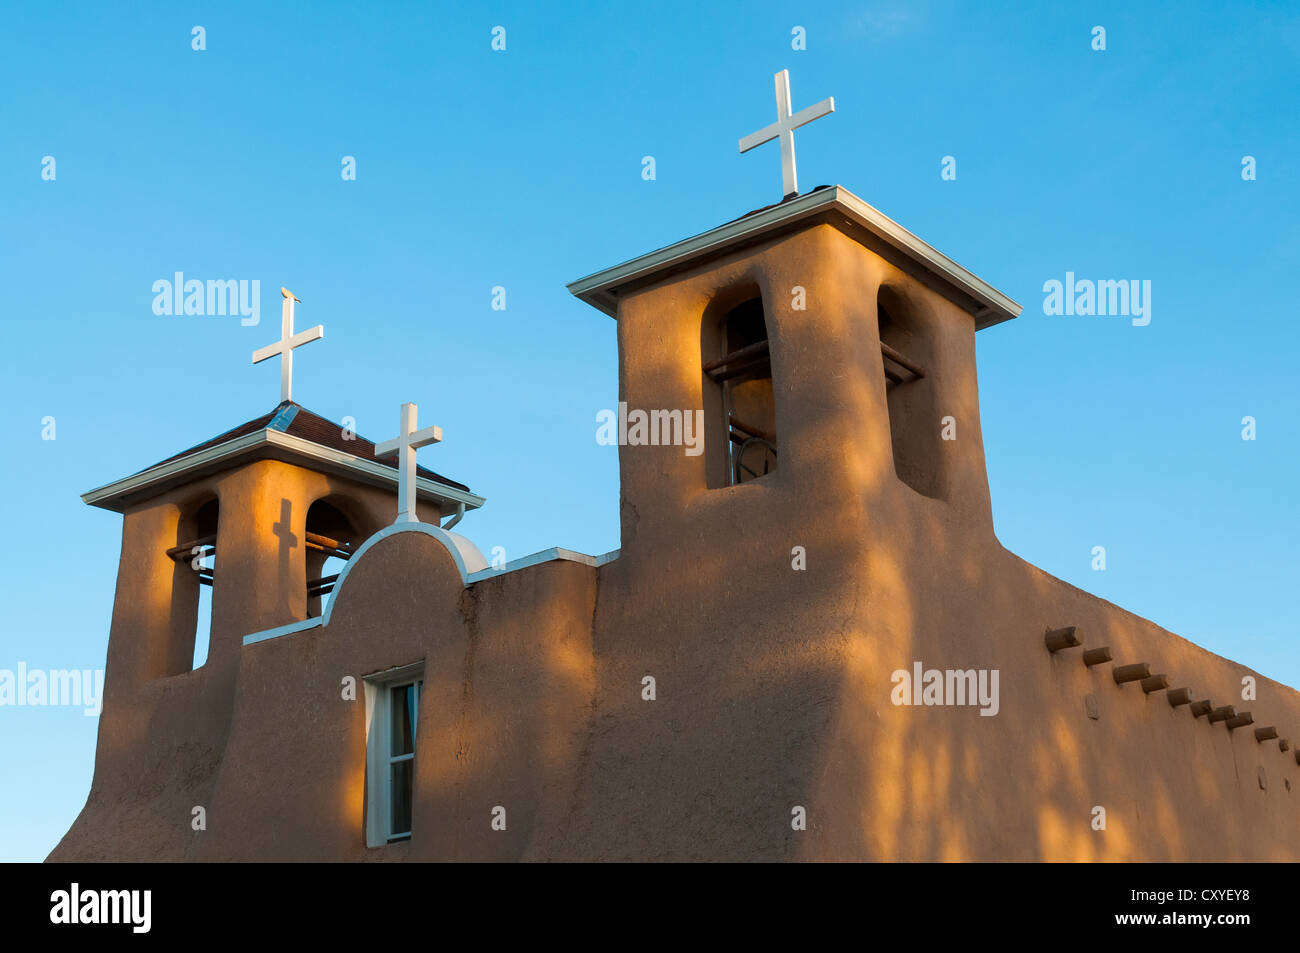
[251,342,283,364]
[409,425,443,450]
[288,325,325,349]
[739,123,781,154]
[788,97,834,130]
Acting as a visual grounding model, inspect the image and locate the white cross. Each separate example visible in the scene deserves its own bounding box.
[252,287,324,403]
[374,402,443,524]
[738,69,834,199]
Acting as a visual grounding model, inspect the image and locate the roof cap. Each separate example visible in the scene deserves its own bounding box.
[82,401,484,514]
[567,184,1022,330]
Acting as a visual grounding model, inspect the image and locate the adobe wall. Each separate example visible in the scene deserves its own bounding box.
[188,530,598,861]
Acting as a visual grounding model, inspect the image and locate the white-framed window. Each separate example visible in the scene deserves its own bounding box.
[363,662,425,847]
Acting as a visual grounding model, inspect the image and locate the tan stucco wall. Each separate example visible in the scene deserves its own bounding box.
[50,225,1300,861]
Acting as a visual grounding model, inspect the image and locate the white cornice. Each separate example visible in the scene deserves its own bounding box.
[566,184,1022,330]
[81,429,486,514]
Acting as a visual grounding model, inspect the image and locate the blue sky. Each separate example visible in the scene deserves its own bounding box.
[1,1,1297,861]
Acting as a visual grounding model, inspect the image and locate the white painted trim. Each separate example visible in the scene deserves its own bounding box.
[363,663,425,848]
[81,428,486,514]
[566,184,1022,330]
[241,530,617,647]
[242,617,322,646]
[241,523,489,646]
[325,522,490,584]
[365,661,426,683]
[467,547,620,583]
[84,430,265,509]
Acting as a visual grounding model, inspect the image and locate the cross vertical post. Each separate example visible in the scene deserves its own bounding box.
[374,402,443,524]
[252,287,324,403]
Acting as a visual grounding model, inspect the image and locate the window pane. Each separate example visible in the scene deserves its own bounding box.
[390,684,417,756]
[390,759,413,836]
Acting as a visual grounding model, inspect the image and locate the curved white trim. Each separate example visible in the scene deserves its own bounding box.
[332,522,489,598]
[242,522,487,646]
[242,529,618,647]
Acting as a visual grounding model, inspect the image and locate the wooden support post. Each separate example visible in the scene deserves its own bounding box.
[1082,647,1112,667]
[1166,687,1193,707]
[1044,627,1081,653]
[1254,726,1278,742]
[1113,663,1151,684]
[1207,705,1236,723]
[1225,711,1254,730]
[1190,700,1213,718]
[1140,674,1169,694]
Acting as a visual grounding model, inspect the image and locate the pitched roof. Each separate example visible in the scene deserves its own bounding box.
[566,183,1023,330]
[145,401,469,490]
[82,401,483,514]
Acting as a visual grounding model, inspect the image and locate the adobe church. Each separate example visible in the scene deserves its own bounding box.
[51,72,1300,862]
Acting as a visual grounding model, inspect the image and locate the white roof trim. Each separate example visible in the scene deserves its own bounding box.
[467,546,620,583]
[243,617,322,646]
[243,522,486,646]
[82,428,486,513]
[566,184,1022,330]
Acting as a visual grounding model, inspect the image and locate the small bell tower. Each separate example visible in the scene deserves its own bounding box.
[80,292,484,777]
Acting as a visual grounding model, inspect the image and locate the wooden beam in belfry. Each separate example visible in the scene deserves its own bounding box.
[702,339,769,374]
[728,415,776,444]
[712,355,773,383]
[879,341,926,379]
[1208,706,1236,724]
[166,534,217,561]
[1226,711,1255,730]
[1166,687,1193,707]
[1254,726,1278,742]
[1190,700,1213,718]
